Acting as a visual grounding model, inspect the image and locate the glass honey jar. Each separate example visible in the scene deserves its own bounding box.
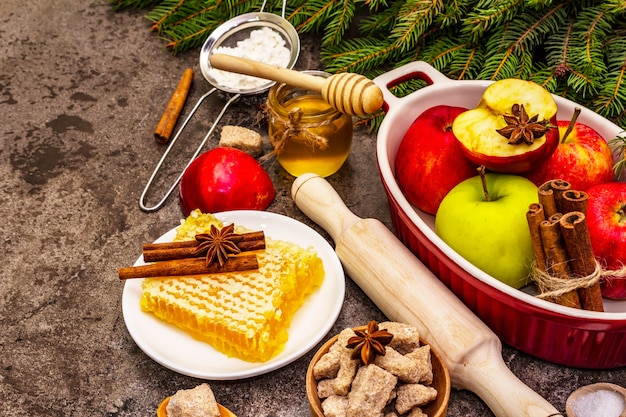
[266,71,353,177]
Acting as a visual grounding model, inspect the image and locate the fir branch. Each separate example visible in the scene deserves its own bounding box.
[110,0,160,11]
[390,0,444,54]
[147,0,185,32]
[321,36,401,73]
[359,1,404,36]
[566,68,600,99]
[147,0,225,34]
[523,0,555,9]
[462,0,524,42]
[543,16,573,77]
[223,0,266,18]
[529,64,561,93]
[321,0,358,46]
[447,44,485,79]
[435,0,467,29]
[499,4,567,52]
[569,3,613,76]
[364,0,391,11]
[593,37,626,118]
[293,0,339,33]
[418,35,473,73]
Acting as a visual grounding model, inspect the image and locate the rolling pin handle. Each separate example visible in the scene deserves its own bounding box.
[291,173,361,243]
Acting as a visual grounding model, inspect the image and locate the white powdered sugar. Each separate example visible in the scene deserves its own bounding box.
[571,389,626,417]
[208,26,291,90]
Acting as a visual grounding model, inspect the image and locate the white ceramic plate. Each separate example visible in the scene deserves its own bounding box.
[122,210,345,380]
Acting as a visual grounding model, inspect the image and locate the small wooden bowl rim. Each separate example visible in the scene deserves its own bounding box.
[157,396,236,417]
[306,326,451,417]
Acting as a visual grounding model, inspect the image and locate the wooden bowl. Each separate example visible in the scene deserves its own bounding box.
[306,327,450,417]
[157,396,236,417]
[565,383,626,417]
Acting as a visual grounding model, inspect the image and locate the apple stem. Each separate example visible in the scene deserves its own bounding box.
[561,107,581,144]
[477,165,490,202]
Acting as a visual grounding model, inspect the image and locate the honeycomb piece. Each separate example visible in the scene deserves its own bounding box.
[140,211,325,362]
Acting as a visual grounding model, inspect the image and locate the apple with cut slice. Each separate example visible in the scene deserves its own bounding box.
[452,79,559,174]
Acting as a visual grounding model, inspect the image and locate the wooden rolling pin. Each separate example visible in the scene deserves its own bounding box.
[209,53,383,116]
[291,173,561,417]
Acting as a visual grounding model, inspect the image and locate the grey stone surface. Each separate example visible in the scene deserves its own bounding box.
[1,1,624,417]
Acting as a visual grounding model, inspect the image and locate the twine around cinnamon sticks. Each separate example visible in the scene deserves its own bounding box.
[526,180,604,311]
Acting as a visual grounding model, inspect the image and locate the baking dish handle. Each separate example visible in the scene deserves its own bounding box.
[373,61,453,111]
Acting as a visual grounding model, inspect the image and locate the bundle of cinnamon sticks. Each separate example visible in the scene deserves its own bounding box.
[526,179,604,311]
[118,229,266,280]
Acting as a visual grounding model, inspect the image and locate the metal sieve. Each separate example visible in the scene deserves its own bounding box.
[139,8,300,212]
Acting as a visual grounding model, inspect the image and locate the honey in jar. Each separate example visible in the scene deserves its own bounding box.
[266,71,353,177]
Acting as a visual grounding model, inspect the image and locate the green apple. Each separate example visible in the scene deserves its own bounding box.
[434,169,538,288]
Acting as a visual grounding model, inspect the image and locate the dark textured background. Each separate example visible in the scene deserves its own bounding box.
[1,1,624,416]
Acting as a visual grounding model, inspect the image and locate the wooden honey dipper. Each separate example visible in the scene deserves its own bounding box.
[209,53,383,116]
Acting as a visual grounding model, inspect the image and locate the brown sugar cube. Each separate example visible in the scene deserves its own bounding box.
[395,383,438,415]
[314,328,359,397]
[313,328,356,380]
[405,344,433,385]
[374,347,423,383]
[380,321,421,354]
[219,125,263,156]
[347,365,397,417]
[407,408,428,417]
[166,383,220,417]
[317,378,338,399]
[332,346,360,396]
[316,356,359,398]
[321,394,349,417]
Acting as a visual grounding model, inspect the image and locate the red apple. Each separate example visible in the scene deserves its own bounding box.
[452,79,559,173]
[586,182,626,299]
[179,147,275,216]
[526,119,615,190]
[395,105,477,215]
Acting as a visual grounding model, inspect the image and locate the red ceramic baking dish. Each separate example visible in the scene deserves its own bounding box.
[373,61,626,369]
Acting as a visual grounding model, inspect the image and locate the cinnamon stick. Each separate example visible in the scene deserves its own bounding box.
[142,231,265,262]
[154,68,194,144]
[538,214,582,308]
[118,255,259,280]
[526,203,547,272]
[560,190,588,214]
[537,182,558,218]
[538,179,571,217]
[550,179,571,212]
[559,212,604,312]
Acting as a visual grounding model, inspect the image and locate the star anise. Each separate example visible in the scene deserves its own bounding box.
[191,224,241,267]
[346,320,394,365]
[496,103,552,145]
